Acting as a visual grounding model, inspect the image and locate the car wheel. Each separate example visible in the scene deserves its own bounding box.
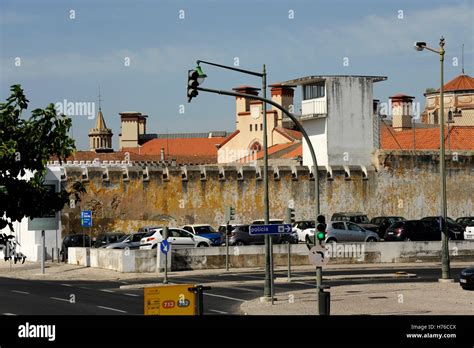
[197,242,208,247]
[366,237,377,242]
[326,238,336,243]
[235,240,245,246]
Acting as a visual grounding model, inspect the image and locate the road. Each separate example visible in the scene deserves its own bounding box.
[0,265,466,315]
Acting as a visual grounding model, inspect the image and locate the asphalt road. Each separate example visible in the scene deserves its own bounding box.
[0,265,466,315]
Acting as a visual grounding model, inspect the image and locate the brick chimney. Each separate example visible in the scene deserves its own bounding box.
[269,83,295,126]
[233,86,260,115]
[390,94,414,131]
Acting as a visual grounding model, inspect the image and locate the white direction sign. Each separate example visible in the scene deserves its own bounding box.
[308,244,330,267]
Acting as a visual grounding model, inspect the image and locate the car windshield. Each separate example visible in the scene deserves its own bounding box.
[388,217,405,224]
[194,226,216,234]
[143,230,157,238]
[117,235,129,242]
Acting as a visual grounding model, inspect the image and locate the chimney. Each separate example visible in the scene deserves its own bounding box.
[160,147,165,161]
[269,83,295,126]
[232,86,260,116]
[390,94,415,131]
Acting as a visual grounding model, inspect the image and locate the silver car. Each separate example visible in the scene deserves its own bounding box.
[104,232,147,249]
[325,221,379,243]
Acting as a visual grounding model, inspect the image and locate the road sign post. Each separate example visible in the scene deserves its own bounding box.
[161,227,169,284]
[285,208,295,282]
[40,230,45,274]
[225,225,230,272]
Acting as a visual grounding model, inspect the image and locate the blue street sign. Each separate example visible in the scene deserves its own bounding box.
[160,239,170,254]
[81,210,92,227]
[249,224,293,235]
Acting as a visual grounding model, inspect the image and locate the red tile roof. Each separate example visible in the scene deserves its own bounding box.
[274,127,302,141]
[381,124,474,150]
[437,74,474,92]
[236,142,302,162]
[218,130,240,147]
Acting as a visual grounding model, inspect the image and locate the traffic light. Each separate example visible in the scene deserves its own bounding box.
[187,65,207,103]
[316,214,326,243]
[286,207,296,224]
[224,206,235,223]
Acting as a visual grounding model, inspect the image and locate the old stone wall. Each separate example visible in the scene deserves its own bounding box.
[58,150,473,236]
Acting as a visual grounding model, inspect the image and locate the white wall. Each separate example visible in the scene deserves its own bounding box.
[302,117,328,167]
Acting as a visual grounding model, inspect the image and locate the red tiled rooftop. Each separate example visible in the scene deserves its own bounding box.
[432,74,474,93]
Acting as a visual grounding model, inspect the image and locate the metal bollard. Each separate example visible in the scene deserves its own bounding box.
[318,287,331,315]
[189,285,212,316]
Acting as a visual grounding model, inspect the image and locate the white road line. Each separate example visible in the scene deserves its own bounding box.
[100,289,115,293]
[97,306,127,313]
[124,293,140,297]
[11,290,29,295]
[61,283,72,287]
[208,309,229,314]
[294,281,316,287]
[50,297,70,302]
[204,293,246,302]
[3,313,17,315]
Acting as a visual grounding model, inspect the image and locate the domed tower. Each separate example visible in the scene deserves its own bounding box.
[89,106,113,152]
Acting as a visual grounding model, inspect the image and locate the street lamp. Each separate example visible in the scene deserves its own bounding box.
[414,37,451,281]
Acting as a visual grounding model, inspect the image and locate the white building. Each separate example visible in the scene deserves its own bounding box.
[0,167,63,262]
[282,75,387,175]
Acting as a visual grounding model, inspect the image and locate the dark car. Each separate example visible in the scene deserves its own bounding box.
[384,220,436,241]
[60,234,91,261]
[456,217,474,229]
[331,213,380,235]
[460,267,474,290]
[370,216,406,238]
[94,232,126,248]
[421,216,464,240]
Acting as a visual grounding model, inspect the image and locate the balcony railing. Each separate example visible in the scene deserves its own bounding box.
[301,97,327,116]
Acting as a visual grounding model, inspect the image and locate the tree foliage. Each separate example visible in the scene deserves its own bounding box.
[0,85,84,231]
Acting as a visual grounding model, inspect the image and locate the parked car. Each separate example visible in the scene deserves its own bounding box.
[293,220,315,243]
[139,228,211,249]
[138,226,162,234]
[420,216,464,240]
[464,225,474,241]
[228,225,263,246]
[330,213,380,235]
[94,232,126,248]
[218,224,238,242]
[325,221,379,243]
[250,219,297,244]
[460,266,474,290]
[60,234,91,261]
[384,220,448,241]
[182,224,222,246]
[104,232,147,249]
[370,216,406,238]
[456,217,474,229]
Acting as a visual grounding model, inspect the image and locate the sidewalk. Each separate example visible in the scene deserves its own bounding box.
[240,281,474,315]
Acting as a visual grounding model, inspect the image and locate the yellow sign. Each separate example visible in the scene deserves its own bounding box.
[144,284,196,315]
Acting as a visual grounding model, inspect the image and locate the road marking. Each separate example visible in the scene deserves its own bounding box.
[100,289,115,293]
[208,309,228,314]
[50,297,70,302]
[204,293,245,302]
[11,290,29,295]
[124,293,140,297]
[97,306,127,313]
[3,313,17,315]
[294,281,317,287]
[61,283,72,287]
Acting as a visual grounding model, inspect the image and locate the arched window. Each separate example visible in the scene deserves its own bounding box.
[249,141,262,153]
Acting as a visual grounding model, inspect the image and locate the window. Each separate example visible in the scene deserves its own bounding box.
[183,226,192,233]
[332,222,345,230]
[260,124,263,131]
[347,223,363,231]
[250,141,262,152]
[255,124,258,131]
[303,83,325,100]
[194,226,216,234]
[249,124,252,131]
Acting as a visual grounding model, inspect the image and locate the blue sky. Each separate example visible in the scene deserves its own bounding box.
[1,0,473,150]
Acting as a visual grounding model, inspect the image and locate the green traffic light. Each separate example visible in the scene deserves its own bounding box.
[316,231,325,241]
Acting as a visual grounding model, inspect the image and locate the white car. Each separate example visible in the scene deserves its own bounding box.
[293,220,315,243]
[139,228,211,250]
[464,226,474,240]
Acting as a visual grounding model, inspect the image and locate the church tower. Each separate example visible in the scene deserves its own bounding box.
[89,89,113,152]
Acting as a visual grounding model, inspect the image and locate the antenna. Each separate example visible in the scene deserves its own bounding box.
[98,85,102,110]
[462,43,465,75]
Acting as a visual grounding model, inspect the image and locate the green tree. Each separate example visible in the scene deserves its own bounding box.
[0,85,84,231]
